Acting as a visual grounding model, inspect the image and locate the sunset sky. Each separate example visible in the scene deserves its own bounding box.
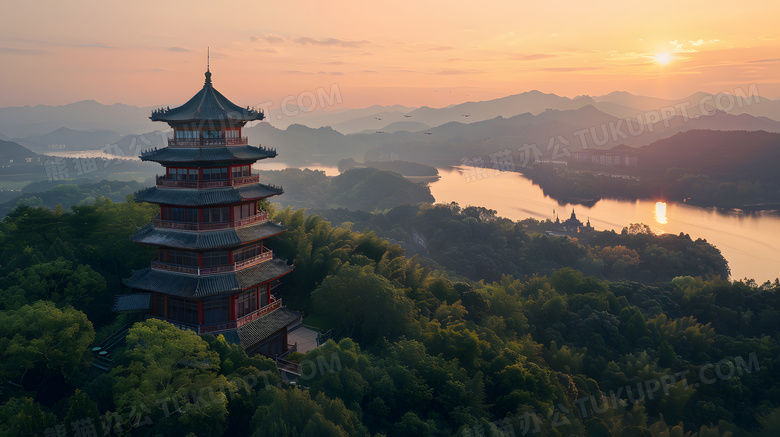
[1,0,779,109]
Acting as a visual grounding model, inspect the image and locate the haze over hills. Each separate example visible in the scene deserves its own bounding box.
[636,129,780,177]
[243,103,780,167]
[4,89,780,169]
[0,139,41,164]
[14,127,123,153]
[4,89,779,143]
[0,100,157,138]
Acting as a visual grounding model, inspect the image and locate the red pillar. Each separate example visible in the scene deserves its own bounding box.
[230,294,237,320]
[198,301,204,325]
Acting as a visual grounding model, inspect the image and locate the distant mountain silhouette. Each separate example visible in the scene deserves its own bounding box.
[329,111,416,134]
[0,100,155,138]
[16,127,122,152]
[0,139,40,164]
[242,103,780,167]
[592,91,676,111]
[370,121,430,133]
[244,122,363,165]
[265,104,414,132]
[595,90,780,121]
[637,130,780,177]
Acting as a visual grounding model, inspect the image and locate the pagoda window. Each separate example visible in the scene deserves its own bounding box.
[203,130,223,139]
[203,207,230,223]
[203,167,228,181]
[233,242,263,262]
[175,130,199,139]
[236,289,258,318]
[168,207,198,223]
[231,165,251,179]
[168,250,198,267]
[233,202,255,220]
[260,291,269,308]
[168,167,197,181]
[203,296,230,324]
[167,297,198,325]
[225,129,239,139]
[202,251,229,267]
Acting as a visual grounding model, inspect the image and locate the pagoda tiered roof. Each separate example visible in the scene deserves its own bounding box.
[150,70,264,124]
[135,183,283,206]
[123,258,293,298]
[131,221,287,250]
[140,145,277,164]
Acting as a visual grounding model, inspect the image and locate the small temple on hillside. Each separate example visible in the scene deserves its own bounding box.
[115,66,298,357]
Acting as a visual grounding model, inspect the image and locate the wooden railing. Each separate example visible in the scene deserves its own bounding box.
[168,137,248,148]
[150,249,273,276]
[198,299,283,334]
[152,211,268,231]
[156,174,259,189]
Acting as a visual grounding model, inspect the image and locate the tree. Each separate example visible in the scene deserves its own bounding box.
[110,319,231,436]
[0,397,57,437]
[0,301,94,387]
[311,265,418,344]
[1,258,106,310]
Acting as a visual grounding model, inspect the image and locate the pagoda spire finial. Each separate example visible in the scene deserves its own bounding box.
[205,47,212,84]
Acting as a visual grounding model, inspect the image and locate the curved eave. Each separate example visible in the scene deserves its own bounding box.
[139,145,277,164]
[149,82,264,123]
[130,221,288,250]
[122,259,294,298]
[134,184,283,206]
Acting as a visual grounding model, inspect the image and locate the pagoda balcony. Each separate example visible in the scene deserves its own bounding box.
[167,137,248,148]
[150,298,283,335]
[150,249,273,276]
[198,299,283,334]
[152,210,269,231]
[156,174,260,189]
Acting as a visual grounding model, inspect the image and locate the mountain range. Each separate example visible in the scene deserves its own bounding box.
[3,90,780,168]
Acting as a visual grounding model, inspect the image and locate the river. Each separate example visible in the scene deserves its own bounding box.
[428,166,780,283]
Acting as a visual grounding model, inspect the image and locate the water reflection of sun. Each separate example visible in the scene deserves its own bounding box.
[655,201,668,224]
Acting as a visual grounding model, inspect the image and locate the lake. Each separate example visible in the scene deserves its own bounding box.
[428,166,780,283]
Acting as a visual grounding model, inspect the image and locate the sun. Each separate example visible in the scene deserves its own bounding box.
[654,52,674,66]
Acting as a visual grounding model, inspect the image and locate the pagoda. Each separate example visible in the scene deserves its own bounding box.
[117,67,298,357]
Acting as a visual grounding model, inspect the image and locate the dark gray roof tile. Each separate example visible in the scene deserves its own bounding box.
[131,222,287,250]
[122,259,293,298]
[150,73,264,123]
[134,184,282,206]
[238,307,302,349]
[113,293,151,312]
[140,145,276,164]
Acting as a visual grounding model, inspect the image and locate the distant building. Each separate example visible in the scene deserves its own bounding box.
[570,144,638,167]
[116,67,299,357]
[556,209,594,234]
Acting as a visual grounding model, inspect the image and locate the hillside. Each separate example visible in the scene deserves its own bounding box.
[0,139,40,164]
[637,129,780,178]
